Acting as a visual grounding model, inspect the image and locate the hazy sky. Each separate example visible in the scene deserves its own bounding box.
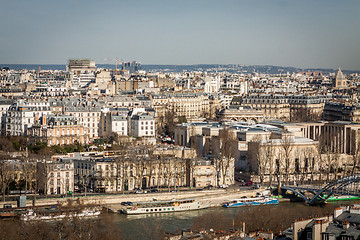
[1,0,359,70]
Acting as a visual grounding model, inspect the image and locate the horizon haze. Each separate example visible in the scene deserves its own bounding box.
[1,0,359,70]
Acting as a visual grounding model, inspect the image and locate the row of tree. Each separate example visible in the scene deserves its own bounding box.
[248,133,360,186]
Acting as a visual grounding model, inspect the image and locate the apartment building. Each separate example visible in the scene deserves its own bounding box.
[129,113,155,137]
[27,114,89,146]
[323,101,360,123]
[0,98,13,135]
[191,158,235,188]
[65,100,102,139]
[99,111,128,137]
[240,94,290,121]
[5,100,51,136]
[38,160,74,195]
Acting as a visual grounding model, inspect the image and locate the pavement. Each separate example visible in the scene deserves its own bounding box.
[2,186,287,210]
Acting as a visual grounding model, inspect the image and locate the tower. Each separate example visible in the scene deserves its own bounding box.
[333,68,348,89]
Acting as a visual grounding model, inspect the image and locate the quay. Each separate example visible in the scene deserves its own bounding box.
[2,187,289,213]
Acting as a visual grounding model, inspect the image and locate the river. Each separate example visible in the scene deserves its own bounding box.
[109,201,351,239]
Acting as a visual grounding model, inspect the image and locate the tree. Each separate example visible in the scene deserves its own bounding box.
[280,132,294,185]
[164,109,176,138]
[264,137,275,186]
[22,160,37,195]
[248,136,276,186]
[247,137,263,184]
[0,161,13,201]
[350,138,360,175]
[290,107,322,123]
[323,145,336,182]
[302,147,315,184]
[214,128,237,186]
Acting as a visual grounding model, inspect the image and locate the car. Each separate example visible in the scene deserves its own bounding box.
[245,181,253,186]
[219,184,228,189]
[121,201,133,206]
[203,185,213,190]
[149,189,159,193]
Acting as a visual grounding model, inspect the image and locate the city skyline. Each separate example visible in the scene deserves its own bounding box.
[1,0,360,70]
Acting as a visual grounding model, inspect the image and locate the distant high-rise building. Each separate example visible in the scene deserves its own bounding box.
[332,68,348,89]
[66,59,96,74]
[122,61,141,74]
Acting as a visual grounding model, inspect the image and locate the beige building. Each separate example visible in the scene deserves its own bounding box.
[191,158,235,188]
[38,160,74,195]
[93,157,189,193]
[289,121,360,155]
[27,115,89,146]
[217,105,264,124]
[151,93,214,130]
[247,133,319,184]
[239,94,290,121]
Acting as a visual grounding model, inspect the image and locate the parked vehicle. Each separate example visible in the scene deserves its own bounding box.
[245,181,253,186]
[121,202,133,206]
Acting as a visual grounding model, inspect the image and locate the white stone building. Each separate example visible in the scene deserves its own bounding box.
[5,100,51,136]
[99,112,128,137]
[129,113,155,137]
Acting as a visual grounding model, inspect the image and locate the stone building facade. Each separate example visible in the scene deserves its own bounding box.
[27,114,89,146]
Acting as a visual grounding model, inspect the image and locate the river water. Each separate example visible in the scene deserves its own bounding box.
[109,201,350,239]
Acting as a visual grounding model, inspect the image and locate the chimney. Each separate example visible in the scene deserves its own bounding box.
[343,221,350,229]
[42,115,46,125]
[334,207,345,218]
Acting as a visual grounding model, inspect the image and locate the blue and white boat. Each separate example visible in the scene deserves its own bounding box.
[223,196,279,207]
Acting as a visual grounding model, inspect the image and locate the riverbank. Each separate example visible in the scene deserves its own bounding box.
[2,187,288,210]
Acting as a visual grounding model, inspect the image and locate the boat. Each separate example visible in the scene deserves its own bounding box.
[223,196,279,207]
[122,199,209,215]
[21,208,101,221]
[0,209,16,219]
[325,195,360,202]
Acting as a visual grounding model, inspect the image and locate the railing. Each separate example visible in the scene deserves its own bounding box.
[282,175,360,204]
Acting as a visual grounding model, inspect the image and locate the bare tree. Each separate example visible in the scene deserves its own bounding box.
[0,161,13,202]
[350,139,360,175]
[22,160,37,195]
[303,147,315,184]
[264,138,275,186]
[323,146,336,182]
[280,132,294,185]
[215,128,237,186]
[290,107,322,123]
[247,137,265,185]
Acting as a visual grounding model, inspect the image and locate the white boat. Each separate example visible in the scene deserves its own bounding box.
[21,209,101,221]
[223,196,279,207]
[122,199,209,215]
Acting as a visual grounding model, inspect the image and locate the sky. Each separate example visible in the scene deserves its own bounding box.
[0,0,360,70]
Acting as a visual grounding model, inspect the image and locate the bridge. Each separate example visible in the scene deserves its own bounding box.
[281,175,360,205]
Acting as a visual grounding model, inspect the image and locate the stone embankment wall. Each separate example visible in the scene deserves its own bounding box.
[2,187,288,209]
